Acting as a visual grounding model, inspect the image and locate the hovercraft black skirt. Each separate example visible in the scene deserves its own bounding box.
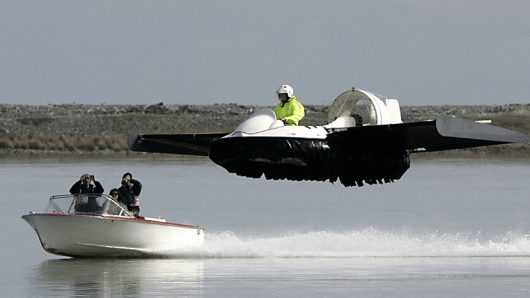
[209,137,410,187]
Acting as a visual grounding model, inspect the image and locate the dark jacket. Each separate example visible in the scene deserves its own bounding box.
[118,178,142,206]
[69,180,104,194]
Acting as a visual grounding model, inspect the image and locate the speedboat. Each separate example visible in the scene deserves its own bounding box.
[22,194,205,258]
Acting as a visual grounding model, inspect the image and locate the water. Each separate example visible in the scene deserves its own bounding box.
[1,158,530,297]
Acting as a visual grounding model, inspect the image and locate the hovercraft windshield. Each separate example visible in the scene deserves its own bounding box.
[327,89,385,126]
[232,109,284,134]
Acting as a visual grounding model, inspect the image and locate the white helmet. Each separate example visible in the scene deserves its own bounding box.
[276,84,294,97]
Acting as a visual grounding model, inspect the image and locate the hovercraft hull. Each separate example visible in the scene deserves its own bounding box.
[209,136,410,187]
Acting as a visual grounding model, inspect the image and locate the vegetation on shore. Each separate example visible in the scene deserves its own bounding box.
[0,103,528,159]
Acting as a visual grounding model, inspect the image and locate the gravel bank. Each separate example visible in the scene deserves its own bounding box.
[0,103,528,157]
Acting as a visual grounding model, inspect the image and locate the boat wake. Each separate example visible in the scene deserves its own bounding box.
[165,228,530,258]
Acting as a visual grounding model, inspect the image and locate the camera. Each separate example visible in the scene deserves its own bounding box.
[121,179,128,186]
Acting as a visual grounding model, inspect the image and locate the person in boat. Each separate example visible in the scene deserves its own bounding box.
[69,174,104,212]
[118,172,142,217]
[109,188,125,204]
[70,174,104,194]
[273,84,305,126]
[103,188,129,215]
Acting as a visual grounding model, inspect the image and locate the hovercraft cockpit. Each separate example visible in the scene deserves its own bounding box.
[326,88,402,128]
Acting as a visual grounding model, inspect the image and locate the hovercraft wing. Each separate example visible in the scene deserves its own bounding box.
[128,132,228,156]
[327,116,529,153]
[404,116,529,152]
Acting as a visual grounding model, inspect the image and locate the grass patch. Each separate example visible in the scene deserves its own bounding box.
[1,133,128,152]
[16,117,55,126]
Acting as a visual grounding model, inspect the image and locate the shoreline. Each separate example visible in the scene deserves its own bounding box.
[1,103,529,158]
[0,145,530,163]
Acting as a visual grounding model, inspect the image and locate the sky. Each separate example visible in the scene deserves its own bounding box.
[1,0,529,106]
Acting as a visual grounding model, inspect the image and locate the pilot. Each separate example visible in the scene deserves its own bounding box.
[273,84,305,126]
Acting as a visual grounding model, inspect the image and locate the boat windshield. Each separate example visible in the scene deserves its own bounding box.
[327,89,380,125]
[45,194,133,217]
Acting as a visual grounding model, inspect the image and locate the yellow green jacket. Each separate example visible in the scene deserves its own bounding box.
[273,96,305,126]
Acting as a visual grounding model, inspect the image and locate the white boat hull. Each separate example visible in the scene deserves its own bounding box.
[22,213,204,258]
